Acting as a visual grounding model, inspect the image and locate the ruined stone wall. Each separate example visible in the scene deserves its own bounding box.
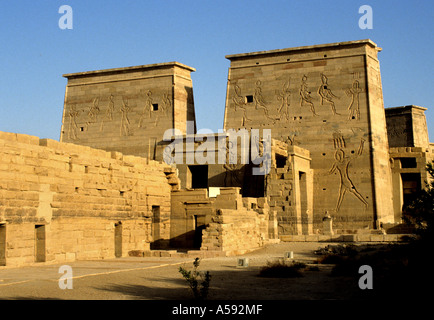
[170,188,272,253]
[201,207,269,255]
[60,62,196,161]
[223,40,394,229]
[201,189,271,255]
[170,189,215,248]
[0,131,172,267]
[267,145,313,236]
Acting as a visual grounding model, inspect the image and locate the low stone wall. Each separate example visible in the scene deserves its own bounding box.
[169,187,275,254]
[201,207,270,255]
[0,131,172,267]
[280,234,411,242]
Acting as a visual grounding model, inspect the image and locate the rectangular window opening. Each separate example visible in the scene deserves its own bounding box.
[276,154,287,168]
[188,165,208,189]
[400,157,417,169]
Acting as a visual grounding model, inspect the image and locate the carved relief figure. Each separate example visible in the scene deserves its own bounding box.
[276,79,291,121]
[161,91,171,116]
[100,94,115,131]
[106,94,115,120]
[285,133,297,146]
[299,75,318,116]
[67,104,80,140]
[232,84,251,126]
[345,80,363,120]
[152,92,172,127]
[329,135,368,212]
[120,97,131,136]
[254,80,276,123]
[318,73,340,115]
[138,90,153,128]
[163,144,175,165]
[86,97,100,127]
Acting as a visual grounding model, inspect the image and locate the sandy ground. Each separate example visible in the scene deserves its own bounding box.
[0,242,366,300]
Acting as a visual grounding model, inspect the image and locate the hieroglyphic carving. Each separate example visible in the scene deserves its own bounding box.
[318,73,340,115]
[299,75,318,116]
[163,144,175,165]
[329,134,368,211]
[100,94,115,131]
[276,79,291,121]
[86,97,100,127]
[161,91,171,116]
[232,84,251,126]
[106,94,115,120]
[285,133,297,146]
[138,90,153,128]
[152,91,172,127]
[345,80,363,120]
[67,104,80,140]
[254,80,276,123]
[120,97,131,136]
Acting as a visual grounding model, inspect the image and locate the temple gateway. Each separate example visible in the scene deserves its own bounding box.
[0,40,432,267]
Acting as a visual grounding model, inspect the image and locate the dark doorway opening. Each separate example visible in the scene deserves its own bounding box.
[401,173,421,209]
[299,171,309,235]
[242,164,264,197]
[193,215,206,249]
[0,224,6,266]
[35,225,46,262]
[151,206,161,250]
[114,222,122,258]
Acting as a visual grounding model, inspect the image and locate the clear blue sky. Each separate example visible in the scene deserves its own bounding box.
[0,0,433,141]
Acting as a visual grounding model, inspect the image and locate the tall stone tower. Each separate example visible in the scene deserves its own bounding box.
[60,62,196,161]
[223,39,394,230]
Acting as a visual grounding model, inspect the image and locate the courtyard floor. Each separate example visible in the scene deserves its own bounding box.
[0,242,376,301]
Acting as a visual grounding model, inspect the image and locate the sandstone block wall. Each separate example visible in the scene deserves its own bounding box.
[385,105,430,149]
[170,188,215,248]
[223,39,394,229]
[170,187,272,253]
[0,131,172,267]
[60,62,196,161]
[201,207,269,255]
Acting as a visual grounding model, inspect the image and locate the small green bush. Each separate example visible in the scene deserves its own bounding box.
[306,265,320,271]
[179,258,211,300]
[258,260,306,278]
